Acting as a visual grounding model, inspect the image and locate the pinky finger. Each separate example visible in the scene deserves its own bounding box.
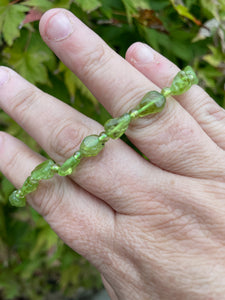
[0,132,71,216]
[0,132,115,266]
[0,132,44,194]
[126,42,225,150]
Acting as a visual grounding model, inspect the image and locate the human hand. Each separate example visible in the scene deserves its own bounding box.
[1,8,225,300]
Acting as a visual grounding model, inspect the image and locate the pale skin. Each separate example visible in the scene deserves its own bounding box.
[0,8,225,300]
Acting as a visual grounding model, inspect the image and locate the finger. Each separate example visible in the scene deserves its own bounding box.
[101,275,118,300]
[126,42,225,150]
[0,131,114,265]
[39,9,225,180]
[0,67,159,214]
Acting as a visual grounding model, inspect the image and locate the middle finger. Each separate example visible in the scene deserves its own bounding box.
[39,9,225,180]
[0,67,156,213]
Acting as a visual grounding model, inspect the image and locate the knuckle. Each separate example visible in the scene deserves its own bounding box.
[4,150,22,178]
[49,120,88,159]
[10,88,39,125]
[81,43,112,79]
[113,86,148,117]
[31,177,65,218]
[3,148,35,185]
[205,101,225,122]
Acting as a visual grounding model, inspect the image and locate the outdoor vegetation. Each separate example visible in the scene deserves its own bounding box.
[0,0,224,299]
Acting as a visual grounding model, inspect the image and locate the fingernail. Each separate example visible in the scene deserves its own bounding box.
[46,12,73,41]
[0,68,9,86]
[135,43,154,63]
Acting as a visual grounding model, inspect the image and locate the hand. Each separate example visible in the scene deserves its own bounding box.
[1,8,225,300]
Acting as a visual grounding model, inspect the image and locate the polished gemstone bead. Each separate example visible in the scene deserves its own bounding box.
[161,87,172,97]
[184,66,198,85]
[80,135,104,157]
[9,190,26,207]
[104,113,131,139]
[31,159,56,180]
[58,154,81,176]
[129,109,139,120]
[133,91,166,118]
[166,66,198,96]
[51,164,59,172]
[98,132,109,143]
[74,151,82,160]
[21,176,39,195]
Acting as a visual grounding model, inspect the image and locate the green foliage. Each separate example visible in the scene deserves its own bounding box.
[3,30,56,84]
[75,0,101,12]
[0,0,224,298]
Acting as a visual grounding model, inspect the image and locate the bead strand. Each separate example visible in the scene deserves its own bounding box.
[9,66,198,207]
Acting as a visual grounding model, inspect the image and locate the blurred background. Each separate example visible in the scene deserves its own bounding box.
[0,0,224,299]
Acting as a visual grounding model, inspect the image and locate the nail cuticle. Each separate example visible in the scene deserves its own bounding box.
[46,12,74,41]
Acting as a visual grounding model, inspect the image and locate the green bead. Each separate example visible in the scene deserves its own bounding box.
[80,135,105,157]
[21,176,39,195]
[9,190,26,207]
[166,66,198,96]
[58,152,81,176]
[98,132,110,143]
[51,165,59,172]
[31,159,56,180]
[161,87,172,97]
[184,66,198,85]
[133,91,166,118]
[129,109,139,120]
[104,113,131,139]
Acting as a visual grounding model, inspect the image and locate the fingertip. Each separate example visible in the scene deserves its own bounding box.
[39,8,57,32]
[125,42,142,63]
[125,42,155,65]
[39,8,71,40]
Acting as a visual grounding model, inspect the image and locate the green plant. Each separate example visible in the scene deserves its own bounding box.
[0,0,224,299]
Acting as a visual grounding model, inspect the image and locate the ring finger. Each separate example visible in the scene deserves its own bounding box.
[39,8,225,180]
[0,67,157,214]
[125,42,225,150]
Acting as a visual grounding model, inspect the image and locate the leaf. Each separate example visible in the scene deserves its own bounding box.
[0,237,8,262]
[100,0,123,18]
[218,0,225,11]
[22,0,54,11]
[52,0,72,9]
[3,31,56,84]
[60,265,80,289]
[170,0,201,25]
[200,0,220,20]
[121,0,150,23]
[193,18,220,42]
[75,0,101,13]
[203,45,225,67]
[0,275,20,299]
[1,177,14,199]
[58,62,98,105]
[136,9,167,33]
[30,226,58,258]
[21,8,43,25]
[0,3,29,45]
[147,0,170,11]
[197,65,222,89]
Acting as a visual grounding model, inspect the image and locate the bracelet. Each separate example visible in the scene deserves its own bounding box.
[9,66,198,207]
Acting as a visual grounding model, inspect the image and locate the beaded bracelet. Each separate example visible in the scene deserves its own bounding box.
[9,66,198,207]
